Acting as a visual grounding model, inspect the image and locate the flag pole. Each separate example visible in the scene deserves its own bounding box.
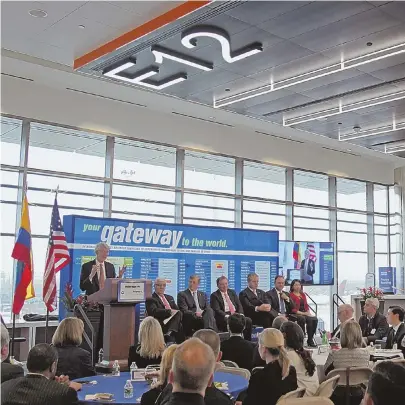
[11,313,16,357]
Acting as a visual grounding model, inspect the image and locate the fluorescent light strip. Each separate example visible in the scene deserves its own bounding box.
[214,42,405,108]
[339,122,405,142]
[284,90,405,126]
[385,143,405,154]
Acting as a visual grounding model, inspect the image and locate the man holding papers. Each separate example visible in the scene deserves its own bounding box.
[146,278,184,343]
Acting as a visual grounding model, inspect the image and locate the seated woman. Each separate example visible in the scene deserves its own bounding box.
[52,317,95,380]
[140,344,177,405]
[280,321,319,396]
[289,280,318,347]
[239,328,298,405]
[128,316,165,369]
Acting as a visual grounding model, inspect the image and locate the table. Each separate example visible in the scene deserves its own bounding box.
[75,371,248,404]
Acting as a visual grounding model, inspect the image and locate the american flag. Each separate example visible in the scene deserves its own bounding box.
[43,197,70,312]
[307,243,317,262]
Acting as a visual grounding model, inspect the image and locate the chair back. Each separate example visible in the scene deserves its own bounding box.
[390,358,405,365]
[276,387,306,403]
[277,398,333,405]
[251,366,264,375]
[314,375,340,397]
[220,366,250,379]
[221,360,239,368]
[328,367,372,386]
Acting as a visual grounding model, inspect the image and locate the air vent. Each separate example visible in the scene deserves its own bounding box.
[1,73,33,82]
[172,111,234,127]
[255,131,304,144]
[322,146,359,156]
[65,88,146,108]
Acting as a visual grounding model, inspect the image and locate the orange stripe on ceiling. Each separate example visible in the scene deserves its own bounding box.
[74,1,211,70]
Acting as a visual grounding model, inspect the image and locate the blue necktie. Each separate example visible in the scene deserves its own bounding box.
[279,293,286,314]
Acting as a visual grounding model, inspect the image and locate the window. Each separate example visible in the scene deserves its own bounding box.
[114,139,176,186]
[0,236,15,315]
[374,185,388,213]
[337,252,368,290]
[294,170,329,206]
[1,169,19,233]
[1,117,22,166]
[337,179,366,211]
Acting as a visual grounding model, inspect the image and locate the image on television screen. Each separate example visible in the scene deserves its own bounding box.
[279,241,334,286]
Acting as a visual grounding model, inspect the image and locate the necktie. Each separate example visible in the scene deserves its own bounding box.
[225,293,236,314]
[193,291,202,312]
[279,292,286,314]
[160,295,171,310]
[99,263,105,290]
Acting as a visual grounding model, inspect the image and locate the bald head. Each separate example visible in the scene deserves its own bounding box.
[193,329,221,360]
[338,304,354,324]
[169,338,216,396]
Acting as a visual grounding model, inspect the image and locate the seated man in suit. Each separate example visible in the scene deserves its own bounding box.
[331,304,354,338]
[386,306,405,355]
[359,298,389,344]
[1,324,23,383]
[79,242,125,295]
[145,278,184,344]
[1,343,80,405]
[220,314,256,371]
[210,276,252,341]
[177,275,217,336]
[239,273,275,328]
[267,275,296,321]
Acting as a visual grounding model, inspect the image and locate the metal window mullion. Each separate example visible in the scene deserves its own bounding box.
[175,149,184,224]
[366,182,375,276]
[235,158,243,228]
[328,176,337,330]
[387,187,392,268]
[286,168,293,240]
[103,136,114,218]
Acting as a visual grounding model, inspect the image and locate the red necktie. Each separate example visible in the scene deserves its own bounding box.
[160,295,171,310]
[225,293,236,314]
[99,263,105,289]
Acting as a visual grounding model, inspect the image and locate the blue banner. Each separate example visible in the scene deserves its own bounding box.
[378,267,396,293]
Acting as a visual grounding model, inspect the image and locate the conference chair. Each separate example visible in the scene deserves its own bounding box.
[314,375,340,398]
[251,366,264,375]
[220,366,251,379]
[276,387,306,403]
[221,360,239,368]
[277,398,333,405]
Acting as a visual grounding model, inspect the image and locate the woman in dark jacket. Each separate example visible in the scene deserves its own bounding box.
[52,317,95,380]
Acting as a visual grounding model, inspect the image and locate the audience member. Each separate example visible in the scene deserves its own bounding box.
[210,276,252,340]
[239,273,275,328]
[238,328,297,405]
[141,344,178,405]
[1,343,80,405]
[358,298,389,344]
[177,275,217,335]
[220,314,256,371]
[273,315,288,330]
[166,338,216,405]
[280,321,319,396]
[362,361,405,405]
[267,276,296,320]
[289,280,318,347]
[146,278,184,344]
[52,317,95,380]
[385,306,405,355]
[1,324,23,383]
[332,304,354,338]
[128,317,165,368]
[324,320,369,375]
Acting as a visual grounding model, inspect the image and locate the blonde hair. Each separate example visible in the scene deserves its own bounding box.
[340,319,363,349]
[138,317,165,359]
[259,328,291,380]
[52,317,84,347]
[153,344,178,388]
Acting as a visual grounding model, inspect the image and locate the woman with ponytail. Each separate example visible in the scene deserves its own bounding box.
[237,328,297,405]
[280,321,319,396]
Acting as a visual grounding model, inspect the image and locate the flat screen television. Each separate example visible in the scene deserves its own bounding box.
[279,241,334,286]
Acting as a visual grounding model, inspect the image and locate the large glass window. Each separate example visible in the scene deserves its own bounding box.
[337,178,366,211]
[1,117,22,166]
[294,170,329,206]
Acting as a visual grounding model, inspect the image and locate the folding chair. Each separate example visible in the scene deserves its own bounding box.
[221,360,239,368]
[276,387,306,403]
[251,366,264,375]
[220,366,250,379]
[314,375,340,397]
[277,398,333,405]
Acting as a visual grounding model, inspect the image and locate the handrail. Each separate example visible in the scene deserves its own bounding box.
[332,293,346,330]
[304,292,318,316]
[74,304,95,365]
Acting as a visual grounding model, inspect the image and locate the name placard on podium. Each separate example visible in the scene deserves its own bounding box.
[118,280,145,302]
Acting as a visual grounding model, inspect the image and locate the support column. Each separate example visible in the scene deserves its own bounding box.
[175,149,185,224]
[286,168,293,240]
[235,158,243,228]
[103,136,114,218]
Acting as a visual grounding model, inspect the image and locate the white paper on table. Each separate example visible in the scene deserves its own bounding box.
[163,310,178,325]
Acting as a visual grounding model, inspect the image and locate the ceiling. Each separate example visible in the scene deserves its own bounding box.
[1,1,405,160]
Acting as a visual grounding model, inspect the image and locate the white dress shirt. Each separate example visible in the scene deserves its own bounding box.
[221,291,230,312]
[89,260,106,283]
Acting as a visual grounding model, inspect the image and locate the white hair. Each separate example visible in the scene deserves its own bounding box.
[365,298,379,309]
[1,324,10,349]
[95,242,110,253]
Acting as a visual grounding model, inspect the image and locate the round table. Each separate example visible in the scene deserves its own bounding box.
[75,371,248,404]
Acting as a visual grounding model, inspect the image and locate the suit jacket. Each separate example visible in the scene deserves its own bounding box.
[266,289,295,317]
[177,289,209,316]
[300,259,315,276]
[220,335,256,371]
[79,259,115,296]
[210,289,244,319]
[55,345,95,380]
[239,288,270,318]
[146,292,178,325]
[331,324,341,339]
[359,312,389,343]
[1,374,78,405]
[1,362,24,383]
[386,323,405,354]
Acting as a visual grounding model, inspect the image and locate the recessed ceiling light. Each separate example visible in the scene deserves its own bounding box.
[225,88,231,92]
[78,25,86,29]
[338,122,342,125]
[28,9,47,18]
[367,42,373,47]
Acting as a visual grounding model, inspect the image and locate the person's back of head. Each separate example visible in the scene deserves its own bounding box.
[169,338,216,396]
[139,316,165,358]
[273,315,288,330]
[340,319,363,349]
[27,343,58,378]
[364,361,405,405]
[1,324,10,361]
[52,317,84,347]
[155,344,178,388]
[227,314,245,335]
[193,329,221,361]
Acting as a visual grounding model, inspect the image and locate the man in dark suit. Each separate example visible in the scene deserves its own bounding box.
[210,276,252,341]
[386,306,405,355]
[1,324,23,383]
[145,278,184,344]
[300,249,315,284]
[359,298,389,344]
[220,314,256,371]
[1,343,80,405]
[177,275,217,335]
[239,273,275,328]
[266,275,296,320]
[79,242,125,295]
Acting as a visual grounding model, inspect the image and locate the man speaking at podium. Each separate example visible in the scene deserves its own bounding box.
[80,242,126,295]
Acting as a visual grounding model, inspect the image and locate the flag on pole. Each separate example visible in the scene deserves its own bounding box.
[43,196,70,312]
[307,243,317,262]
[292,242,301,269]
[12,195,35,315]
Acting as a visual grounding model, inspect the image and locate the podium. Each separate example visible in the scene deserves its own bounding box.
[87,278,152,362]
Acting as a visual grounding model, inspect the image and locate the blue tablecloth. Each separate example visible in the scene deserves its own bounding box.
[75,371,248,404]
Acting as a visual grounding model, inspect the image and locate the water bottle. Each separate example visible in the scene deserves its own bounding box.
[130,362,138,376]
[393,343,398,351]
[112,360,120,376]
[124,380,134,399]
[98,349,104,364]
[322,332,328,345]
